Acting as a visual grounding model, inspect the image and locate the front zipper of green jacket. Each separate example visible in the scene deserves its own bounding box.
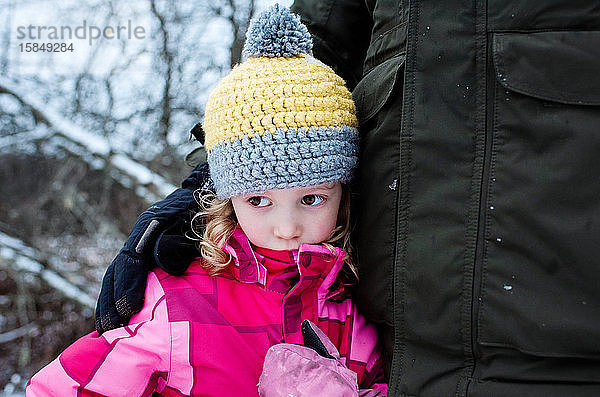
[390,0,418,395]
[465,0,490,395]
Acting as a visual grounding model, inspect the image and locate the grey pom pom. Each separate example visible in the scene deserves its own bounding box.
[242,4,312,58]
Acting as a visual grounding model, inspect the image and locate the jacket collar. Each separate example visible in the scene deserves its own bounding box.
[221,225,349,297]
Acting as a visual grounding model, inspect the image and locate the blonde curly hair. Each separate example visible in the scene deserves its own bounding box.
[190,185,355,278]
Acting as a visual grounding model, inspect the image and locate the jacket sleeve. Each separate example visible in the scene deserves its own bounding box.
[27,272,171,397]
[291,0,372,90]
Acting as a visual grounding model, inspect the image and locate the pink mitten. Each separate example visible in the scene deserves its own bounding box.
[258,320,359,396]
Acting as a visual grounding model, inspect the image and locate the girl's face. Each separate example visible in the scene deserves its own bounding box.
[231,182,342,251]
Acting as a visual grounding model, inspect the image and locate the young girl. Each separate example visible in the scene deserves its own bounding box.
[26,6,387,396]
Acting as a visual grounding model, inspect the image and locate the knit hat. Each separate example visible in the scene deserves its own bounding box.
[203,5,359,199]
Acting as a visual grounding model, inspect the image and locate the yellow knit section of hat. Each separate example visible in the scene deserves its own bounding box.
[203,55,358,151]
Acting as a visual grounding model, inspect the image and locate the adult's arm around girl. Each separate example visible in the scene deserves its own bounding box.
[95,161,210,335]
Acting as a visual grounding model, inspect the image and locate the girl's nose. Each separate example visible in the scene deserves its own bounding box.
[274,218,301,240]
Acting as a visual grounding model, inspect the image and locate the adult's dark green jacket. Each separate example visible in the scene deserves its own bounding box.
[292,0,600,396]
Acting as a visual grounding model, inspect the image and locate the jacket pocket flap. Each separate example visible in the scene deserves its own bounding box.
[352,54,405,125]
[493,31,600,105]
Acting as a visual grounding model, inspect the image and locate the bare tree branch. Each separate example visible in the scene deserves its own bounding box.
[0,323,38,344]
[150,0,174,146]
[0,76,177,203]
[0,232,96,310]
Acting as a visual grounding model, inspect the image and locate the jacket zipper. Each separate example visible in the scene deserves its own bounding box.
[468,32,494,397]
[465,1,491,394]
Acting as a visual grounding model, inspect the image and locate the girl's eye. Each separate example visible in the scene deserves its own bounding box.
[301,194,325,206]
[247,196,271,207]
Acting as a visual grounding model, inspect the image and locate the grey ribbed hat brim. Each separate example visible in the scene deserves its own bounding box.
[208,125,359,199]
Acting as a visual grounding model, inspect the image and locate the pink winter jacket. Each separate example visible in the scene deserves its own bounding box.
[27,226,386,396]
